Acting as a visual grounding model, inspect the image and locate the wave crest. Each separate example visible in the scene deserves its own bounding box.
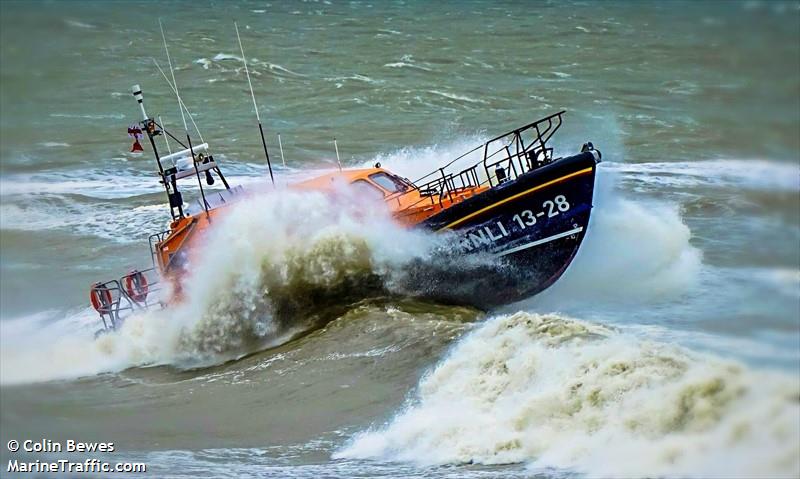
[0,188,438,383]
[337,311,800,478]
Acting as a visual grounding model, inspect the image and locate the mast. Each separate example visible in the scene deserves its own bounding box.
[234,21,275,187]
[131,84,183,220]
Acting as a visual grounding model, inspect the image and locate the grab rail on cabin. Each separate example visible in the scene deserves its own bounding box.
[148,229,171,268]
[403,111,565,212]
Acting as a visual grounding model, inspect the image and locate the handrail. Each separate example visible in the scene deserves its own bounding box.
[411,143,484,184]
[91,267,163,332]
[148,229,171,268]
[400,111,566,214]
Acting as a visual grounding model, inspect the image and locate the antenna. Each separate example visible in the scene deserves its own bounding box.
[151,58,205,144]
[159,19,187,134]
[159,19,209,218]
[334,137,342,172]
[278,133,286,168]
[234,21,275,187]
[158,115,173,156]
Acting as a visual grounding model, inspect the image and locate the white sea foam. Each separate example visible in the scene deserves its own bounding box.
[0,161,333,241]
[605,159,800,192]
[622,321,800,369]
[337,312,800,478]
[0,201,171,242]
[383,62,433,72]
[427,90,487,105]
[324,74,383,85]
[50,113,125,120]
[195,58,212,70]
[538,193,703,304]
[743,266,800,298]
[0,176,160,198]
[262,62,305,77]
[0,161,270,199]
[64,19,96,29]
[212,53,243,62]
[383,55,434,72]
[362,135,488,182]
[0,308,129,384]
[0,188,441,384]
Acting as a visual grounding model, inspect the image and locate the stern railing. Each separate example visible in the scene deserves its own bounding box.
[91,267,163,333]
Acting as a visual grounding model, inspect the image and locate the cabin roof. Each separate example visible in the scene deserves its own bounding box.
[293,167,384,190]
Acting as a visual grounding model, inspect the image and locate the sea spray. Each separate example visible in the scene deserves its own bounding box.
[0,161,700,384]
[541,197,702,303]
[363,135,487,182]
[104,188,445,366]
[0,309,132,384]
[336,312,800,478]
[0,188,442,383]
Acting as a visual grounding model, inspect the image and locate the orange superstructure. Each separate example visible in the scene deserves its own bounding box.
[150,166,488,278]
[293,167,489,226]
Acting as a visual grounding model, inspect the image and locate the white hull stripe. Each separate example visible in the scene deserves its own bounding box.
[495,227,584,257]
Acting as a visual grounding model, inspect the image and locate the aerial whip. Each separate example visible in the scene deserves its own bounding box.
[151,58,205,144]
[158,116,172,155]
[334,137,342,172]
[278,133,286,168]
[234,21,275,186]
[159,19,210,217]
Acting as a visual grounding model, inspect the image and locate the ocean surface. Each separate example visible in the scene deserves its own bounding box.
[1,1,799,477]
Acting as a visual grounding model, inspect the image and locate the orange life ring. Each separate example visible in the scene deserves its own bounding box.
[124,271,149,303]
[90,283,113,313]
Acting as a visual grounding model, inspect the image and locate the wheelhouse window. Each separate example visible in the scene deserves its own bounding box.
[368,172,409,194]
[351,179,385,199]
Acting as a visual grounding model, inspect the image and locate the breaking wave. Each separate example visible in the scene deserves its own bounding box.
[337,312,800,478]
[0,188,444,383]
[539,195,702,304]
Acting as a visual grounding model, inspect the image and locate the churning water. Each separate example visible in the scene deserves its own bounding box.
[1,1,798,478]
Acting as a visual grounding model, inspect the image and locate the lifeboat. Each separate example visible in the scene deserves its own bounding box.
[89,85,600,330]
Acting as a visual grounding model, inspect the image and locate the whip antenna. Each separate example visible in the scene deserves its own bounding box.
[234,21,275,187]
[334,137,342,172]
[158,115,173,155]
[151,58,204,143]
[278,133,286,167]
[159,19,188,134]
[159,19,209,217]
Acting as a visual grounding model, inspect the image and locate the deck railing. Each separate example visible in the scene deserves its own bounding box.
[91,268,163,333]
[398,111,565,215]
